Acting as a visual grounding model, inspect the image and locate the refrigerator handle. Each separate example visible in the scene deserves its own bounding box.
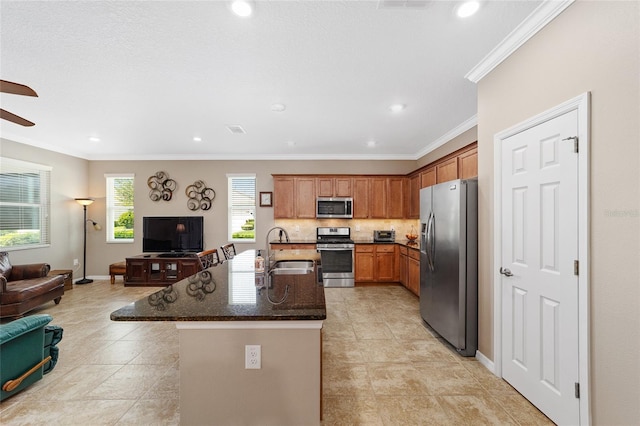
[426,212,435,272]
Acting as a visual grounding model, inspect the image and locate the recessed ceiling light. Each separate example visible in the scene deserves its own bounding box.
[389,103,406,113]
[231,0,253,17]
[271,103,286,112]
[287,141,296,147]
[456,1,480,18]
[193,136,202,142]
[367,140,377,148]
[89,136,101,142]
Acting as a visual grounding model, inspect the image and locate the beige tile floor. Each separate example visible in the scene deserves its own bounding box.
[0,280,553,425]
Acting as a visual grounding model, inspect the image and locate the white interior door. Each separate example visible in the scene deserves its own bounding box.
[500,109,580,425]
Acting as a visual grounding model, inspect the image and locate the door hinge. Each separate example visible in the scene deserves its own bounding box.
[574,260,579,276]
[575,382,580,398]
[562,136,579,153]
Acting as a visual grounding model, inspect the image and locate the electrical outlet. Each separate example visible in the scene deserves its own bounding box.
[245,345,261,369]
[73,258,79,266]
[355,224,360,232]
[295,225,300,232]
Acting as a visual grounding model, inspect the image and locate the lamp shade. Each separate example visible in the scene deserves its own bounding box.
[75,198,94,206]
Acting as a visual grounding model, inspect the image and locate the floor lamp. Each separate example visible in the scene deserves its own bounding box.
[75,198,101,284]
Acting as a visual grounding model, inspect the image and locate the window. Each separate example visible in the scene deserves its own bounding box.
[105,174,134,243]
[227,174,256,242]
[0,158,51,250]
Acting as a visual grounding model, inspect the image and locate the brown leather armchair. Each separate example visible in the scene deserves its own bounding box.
[0,252,65,319]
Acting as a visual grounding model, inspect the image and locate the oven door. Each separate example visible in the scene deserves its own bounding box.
[317,246,354,288]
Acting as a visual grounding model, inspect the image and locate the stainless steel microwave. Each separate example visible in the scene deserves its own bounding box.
[316,197,353,219]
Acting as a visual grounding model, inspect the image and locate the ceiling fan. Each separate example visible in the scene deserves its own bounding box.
[0,79,38,127]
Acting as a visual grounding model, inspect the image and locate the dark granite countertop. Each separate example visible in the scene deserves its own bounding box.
[111,250,326,322]
[353,239,420,249]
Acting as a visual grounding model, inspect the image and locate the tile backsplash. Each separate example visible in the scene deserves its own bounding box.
[274,219,420,241]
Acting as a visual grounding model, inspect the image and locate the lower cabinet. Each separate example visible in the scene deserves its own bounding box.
[407,249,420,296]
[355,244,395,283]
[125,255,200,287]
[398,246,420,296]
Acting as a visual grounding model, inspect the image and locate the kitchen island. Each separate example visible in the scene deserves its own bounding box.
[111,250,325,426]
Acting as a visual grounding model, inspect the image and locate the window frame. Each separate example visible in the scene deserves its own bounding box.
[227,174,256,243]
[0,157,51,251]
[105,173,135,244]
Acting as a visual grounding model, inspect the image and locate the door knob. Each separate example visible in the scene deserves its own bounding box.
[499,267,513,277]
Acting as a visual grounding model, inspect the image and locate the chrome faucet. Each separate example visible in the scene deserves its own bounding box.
[265,226,290,270]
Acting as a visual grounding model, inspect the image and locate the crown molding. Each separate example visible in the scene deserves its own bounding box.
[465,0,575,83]
[414,114,477,160]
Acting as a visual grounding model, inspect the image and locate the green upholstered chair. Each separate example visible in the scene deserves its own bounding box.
[0,314,63,401]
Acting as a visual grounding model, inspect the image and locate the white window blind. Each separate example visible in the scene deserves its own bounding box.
[105,174,134,243]
[227,174,256,242]
[0,157,51,250]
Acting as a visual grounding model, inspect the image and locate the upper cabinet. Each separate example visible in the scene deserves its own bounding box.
[273,176,316,219]
[352,178,370,219]
[436,157,458,184]
[458,146,478,180]
[271,142,476,220]
[274,176,295,218]
[420,142,477,188]
[295,177,316,218]
[316,177,352,197]
[420,167,436,188]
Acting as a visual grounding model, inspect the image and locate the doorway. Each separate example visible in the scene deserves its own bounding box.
[493,93,590,425]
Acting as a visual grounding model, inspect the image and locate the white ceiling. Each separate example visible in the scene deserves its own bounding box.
[0,0,542,161]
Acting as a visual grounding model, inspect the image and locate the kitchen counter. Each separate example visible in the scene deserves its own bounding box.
[354,239,420,249]
[111,249,324,426]
[111,249,325,322]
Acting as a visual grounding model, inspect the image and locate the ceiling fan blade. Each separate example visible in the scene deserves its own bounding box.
[0,79,38,97]
[0,108,35,127]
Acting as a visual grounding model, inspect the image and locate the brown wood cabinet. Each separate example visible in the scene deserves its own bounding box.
[316,177,352,197]
[295,177,316,218]
[125,255,200,287]
[352,177,370,219]
[369,177,387,218]
[459,147,478,180]
[273,176,316,219]
[408,174,420,219]
[355,244,395,283]
[421,167,436,188]
[407,248,420,296]
[436,157,458,184]
[355,245,375,282]
[398,246,408,286]
[387,177,405,219]
[273,176,295,218]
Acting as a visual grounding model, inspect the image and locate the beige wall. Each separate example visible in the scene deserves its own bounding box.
[0,138,89,272]
[477,1,640,423]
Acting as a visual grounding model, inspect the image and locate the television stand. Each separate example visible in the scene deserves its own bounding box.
[157,252,193,258]
[125,254,200,287]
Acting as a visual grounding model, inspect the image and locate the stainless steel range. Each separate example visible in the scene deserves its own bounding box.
[316,227,354,288]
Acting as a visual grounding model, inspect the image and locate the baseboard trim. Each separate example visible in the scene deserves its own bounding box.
[475,350,497,376]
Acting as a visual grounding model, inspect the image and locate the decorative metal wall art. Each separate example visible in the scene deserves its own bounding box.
[185,180,215,211]
[147,171,177,201]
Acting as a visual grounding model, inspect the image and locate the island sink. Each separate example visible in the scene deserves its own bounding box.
[269,259,315,275]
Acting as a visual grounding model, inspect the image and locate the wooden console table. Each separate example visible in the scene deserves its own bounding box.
[125,254,200,287]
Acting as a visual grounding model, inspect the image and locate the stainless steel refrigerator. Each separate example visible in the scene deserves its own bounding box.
[420,178,477,356]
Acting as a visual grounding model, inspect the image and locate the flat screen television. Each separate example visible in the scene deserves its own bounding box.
[142,216,204,254]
